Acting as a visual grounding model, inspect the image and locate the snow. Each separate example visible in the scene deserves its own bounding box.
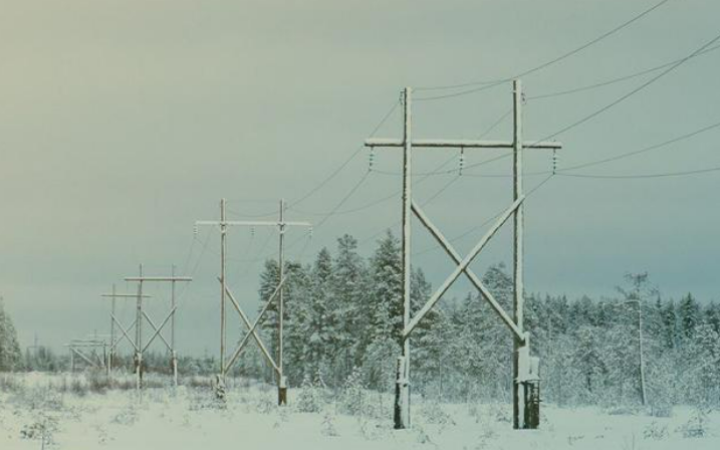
[1,373,718,450]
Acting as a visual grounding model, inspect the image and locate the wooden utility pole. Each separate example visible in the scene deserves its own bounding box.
[196,198,311,404]
[366,80,561,430]
[638,301,647,406]
[124,265,192,389]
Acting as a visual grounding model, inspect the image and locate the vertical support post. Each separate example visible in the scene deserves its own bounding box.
[109,284,116,377]
[217,199,227,399]
[512,79,531,429]
[395,87,412,430]
[638,302,647,406]
[135,264,144,390]
[171,264,178,387]
[278,198,288,405]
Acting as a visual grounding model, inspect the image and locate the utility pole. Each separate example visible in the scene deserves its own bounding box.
[512,80,527,429]
[196,198,311,404]
[365,80,562,430]
[110,285,115,375]
[277,199,287,404]
[101,287,151,378]
[124,265,192,389]
[638,300,647,406]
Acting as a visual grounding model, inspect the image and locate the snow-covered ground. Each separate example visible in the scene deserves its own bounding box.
[0,373,718,450]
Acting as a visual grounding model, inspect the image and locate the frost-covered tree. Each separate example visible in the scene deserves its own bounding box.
[329,234,367,383]
[362,231,402,389]
[0,297,22,371]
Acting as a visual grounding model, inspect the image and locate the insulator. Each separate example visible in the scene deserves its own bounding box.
[459,147,465,176]
[193,225,198,236]
[368,147,375,172]
[552,150,559,175]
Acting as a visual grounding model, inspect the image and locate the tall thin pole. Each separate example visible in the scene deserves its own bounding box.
[278,198,287,405]
[512,79,526,429]
[171,264,178,387]
[395,87,412,429]
[220,199,227,381]
[135,264,144,390]
[109,284,116,376]
[638,302,647,406]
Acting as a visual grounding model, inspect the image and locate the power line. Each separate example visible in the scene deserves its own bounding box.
[313,171,371,230]
[288,99,400,208]
[527,42,720,101]
[412,174,555,257]
[355,109,517,245]
[462,117,720,179]
[559,166,720,179]
[415,0,673,92]
[535,30,720,143]
[561,119,720,172]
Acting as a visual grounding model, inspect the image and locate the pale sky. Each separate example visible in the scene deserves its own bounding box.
[1,0,719,355]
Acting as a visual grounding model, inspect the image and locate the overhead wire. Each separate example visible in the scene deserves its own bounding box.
[558,166,720,179]
[530,30,720,144]
[414,0,674,94]
[527,42,720,101]
[288,98,400,208]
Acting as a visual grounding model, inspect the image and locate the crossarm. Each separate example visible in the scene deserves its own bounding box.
[365,138,562,150]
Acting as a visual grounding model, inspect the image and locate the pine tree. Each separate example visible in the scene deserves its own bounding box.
[303,248,333,380]
[330,234,368,383]
[0,297,22,371]
[678,293,701,341]
[362,231,402,390]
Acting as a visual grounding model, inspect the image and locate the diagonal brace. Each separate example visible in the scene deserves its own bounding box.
[111,316,138,351]
[404,195,525,338]
[223,278,286,374]
[71,347,99,368]
[411,200,524,341]
[142,308,176,353]
[222,280,285,375]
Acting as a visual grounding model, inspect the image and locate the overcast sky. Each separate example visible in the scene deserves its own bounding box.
[1,0,719,355]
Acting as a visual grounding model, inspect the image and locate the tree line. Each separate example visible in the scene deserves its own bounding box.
[4,232,720,410]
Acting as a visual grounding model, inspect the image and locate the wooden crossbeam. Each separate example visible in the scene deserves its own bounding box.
[365,138,562,150]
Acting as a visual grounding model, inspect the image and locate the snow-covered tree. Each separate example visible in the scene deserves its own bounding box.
[0,297,22,371]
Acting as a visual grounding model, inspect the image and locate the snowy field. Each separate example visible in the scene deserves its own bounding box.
[1,373,718,450]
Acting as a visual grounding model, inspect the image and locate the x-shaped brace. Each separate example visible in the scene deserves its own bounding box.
[111,316,138,352]
[221,277,287,375]
[403,197,526,342]
[142,307,177,353]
